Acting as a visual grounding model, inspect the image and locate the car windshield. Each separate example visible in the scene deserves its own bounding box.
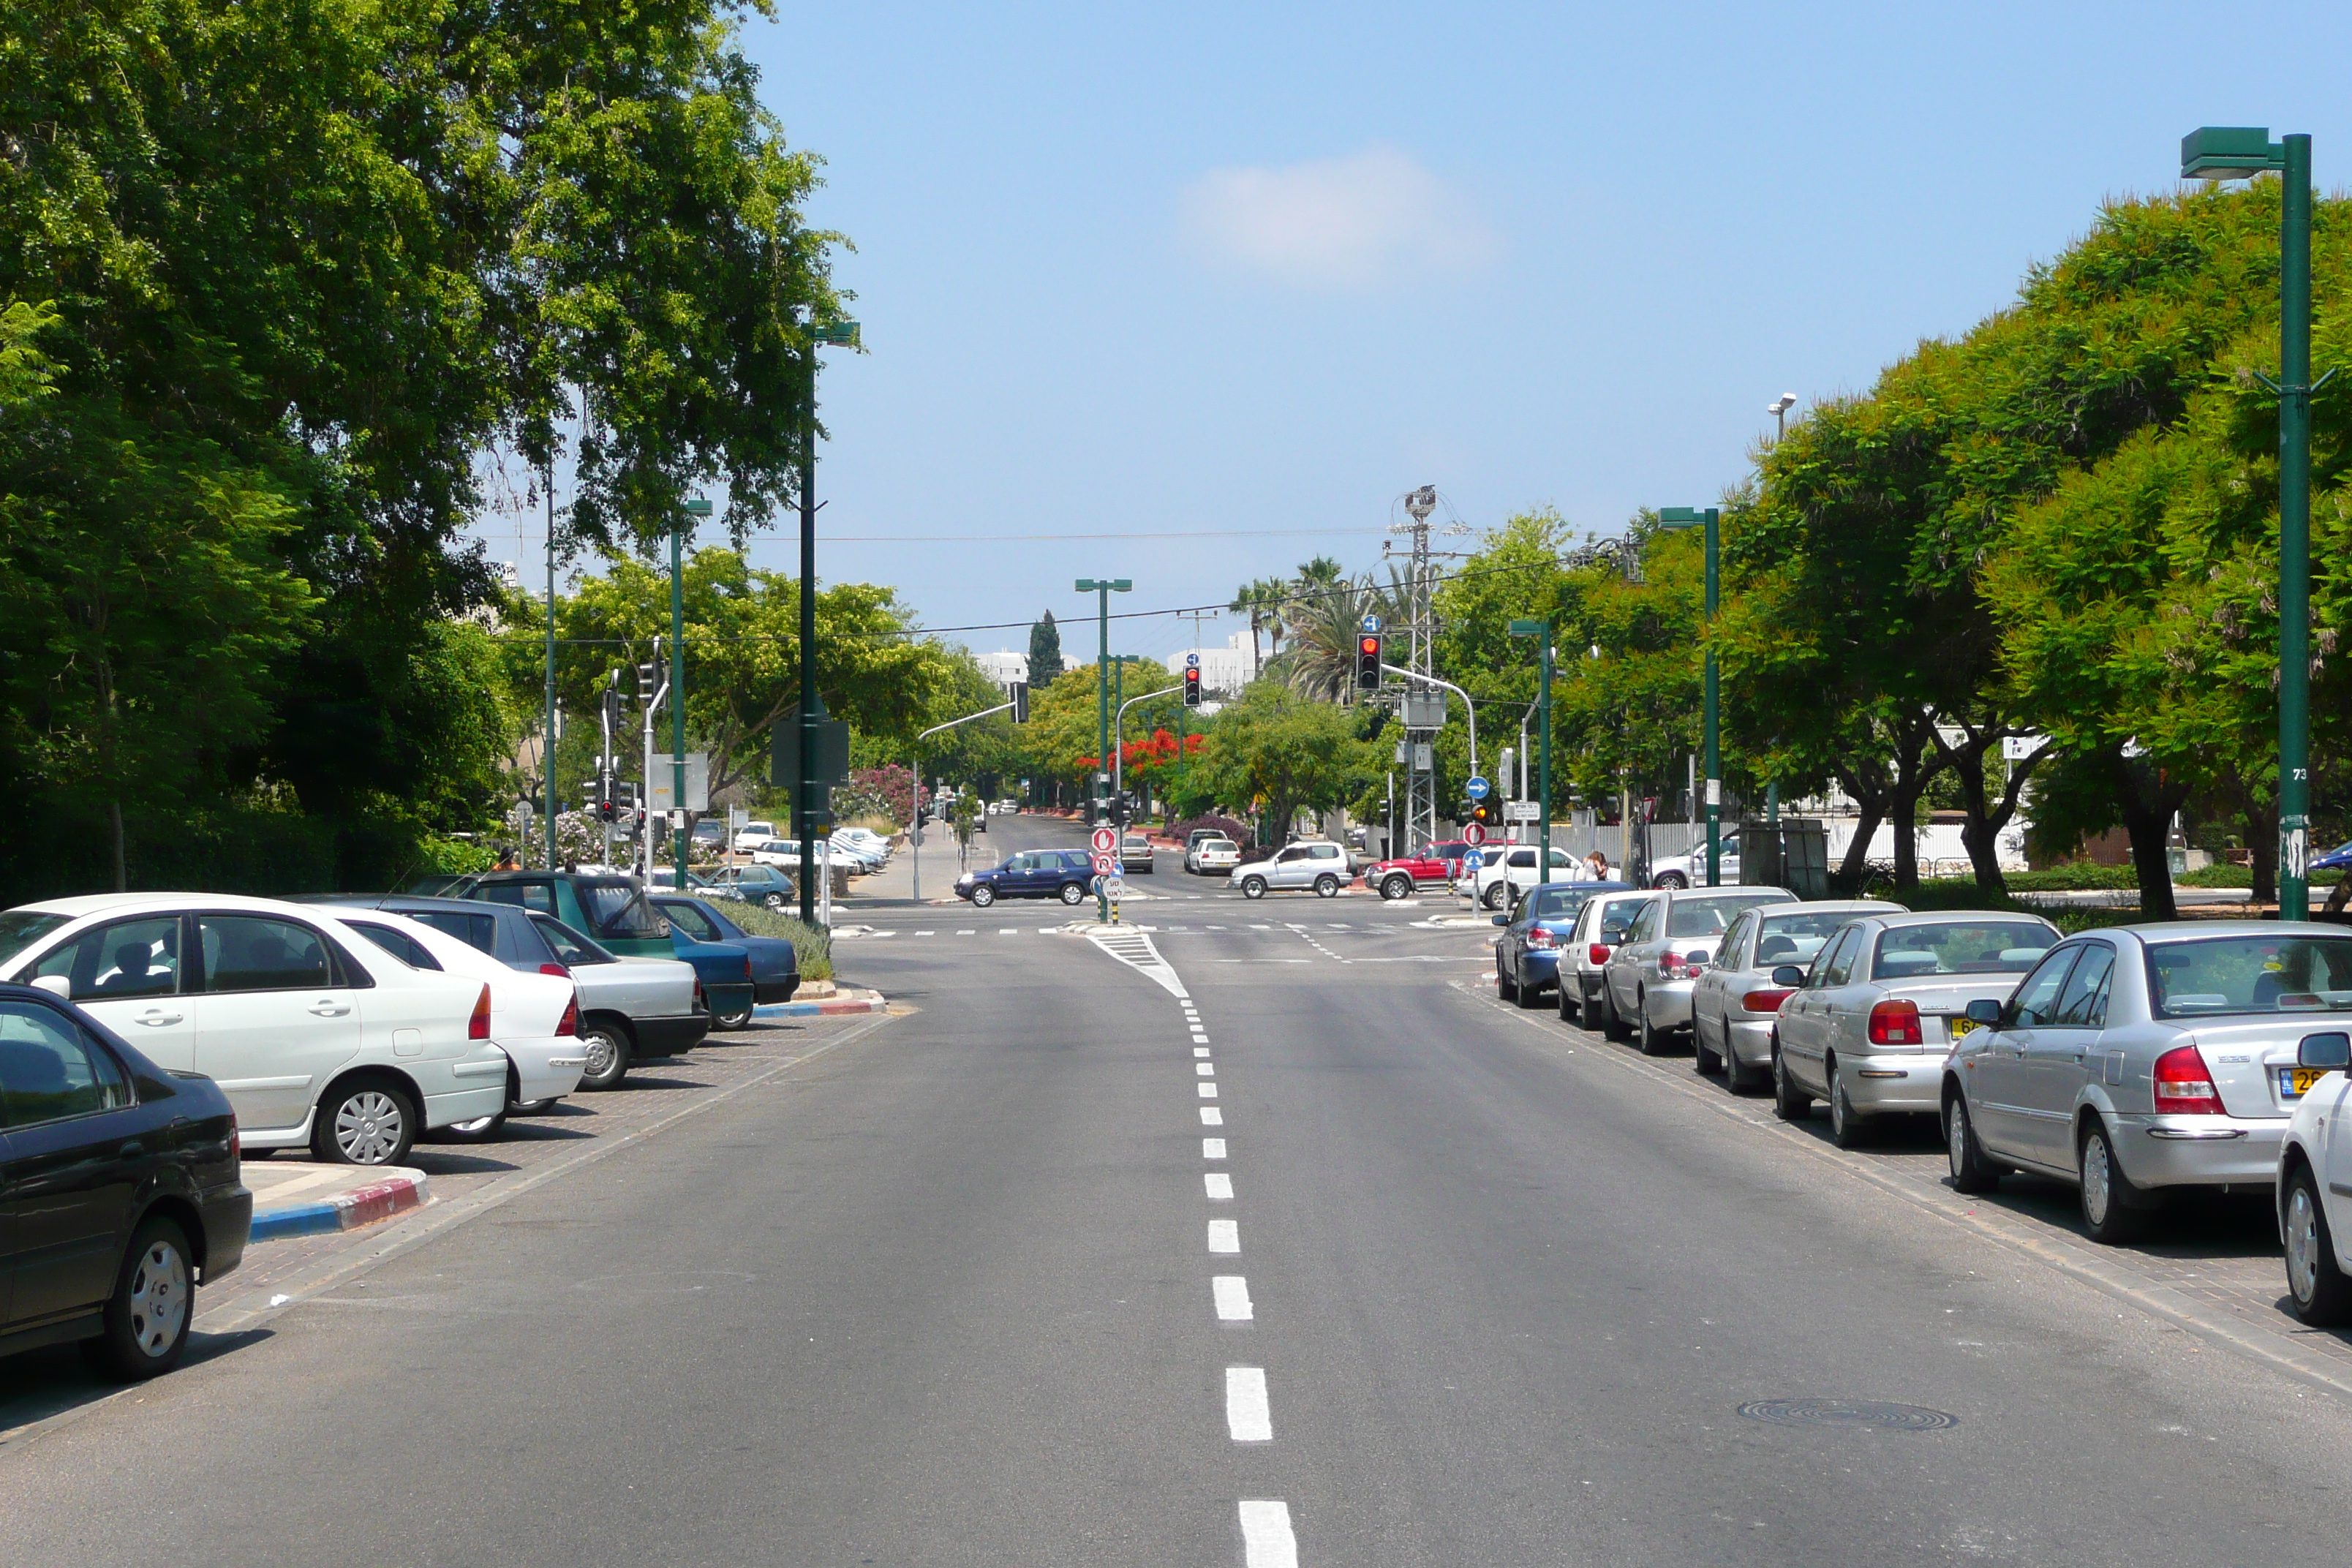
[1522,887,1590,922]
[532,915,616,966]
[1873,921,2056,977]
[584,881,668,939]
[1667,894,1786,938]
[1752,909,1863,967]
[0,910,69,972]
[2144,935,2352,1018]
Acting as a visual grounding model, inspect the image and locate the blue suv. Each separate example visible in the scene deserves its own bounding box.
[957,848,1094,907]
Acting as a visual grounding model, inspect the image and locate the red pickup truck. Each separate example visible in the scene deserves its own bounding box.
[1364,840,1471,900]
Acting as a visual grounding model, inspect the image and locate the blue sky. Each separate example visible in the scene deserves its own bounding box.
[472,1,2352,671]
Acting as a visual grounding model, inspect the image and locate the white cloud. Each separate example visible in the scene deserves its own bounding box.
[1180,146,1497,292]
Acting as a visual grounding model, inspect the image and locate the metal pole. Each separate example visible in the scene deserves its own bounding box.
[798,356,823,924]
[910,753,919,905]
[1703,507,1721,889]
[543,469,557,869]
[2279,134,2313,920]
[1539,641,1553,888]
[671,516,688,890]
[1096,585,1110,921]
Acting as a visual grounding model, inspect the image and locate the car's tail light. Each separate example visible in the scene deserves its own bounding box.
[1524,927,1556,949]
[557,990,581,1037]
[469,984,493,1041]
[1659,950,1707,981]
[228,1117,241,1165]
[1741,987,1793,1014]
[694,980,709,1014]
[539,962,571,979]
[1867,999,1922,1045]
[742,955,753,979]
[2155,1044,2223,1113]
[1589,943,1613,965]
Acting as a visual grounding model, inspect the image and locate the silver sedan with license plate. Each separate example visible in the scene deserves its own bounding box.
[1231,841,1348,900]
[1943,921,2352,1245]
[1691,900,1905,1091]
[1773,911,2058,1147]
[1599,886,1796,1055]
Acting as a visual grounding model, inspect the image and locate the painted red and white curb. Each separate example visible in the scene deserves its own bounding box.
[753,988,887,1019]
[249,1169,431,1242]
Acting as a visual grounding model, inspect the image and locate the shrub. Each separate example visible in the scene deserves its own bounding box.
[725,900,834,981]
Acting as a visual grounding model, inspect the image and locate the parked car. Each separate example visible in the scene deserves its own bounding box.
[1186,836,1242,876]
[1466,843,1584,910]
[1646,831,1744,890]
[0,894,510,1165]
[836,826,892,859]
[1946,921,2344,1243]
[701,864,798,909]
[959,848,1095,907]
[1692,900,1907,1091]
[0,981,250,1378]
[314,906,588,1140]
[1232,840,1350,900]
[2278,1030,2352,1323]
[1363,846,1460,901]
[750,838,859,873]
[1774,910,2059,1146]
[732,820,779,853]
[1561,890,1657,1030]
[690,819,728,851]
[1599,886,1798,1054]
[1493,882,1633,1008]
[1121,834,1155,874]
[445,871,755,1025]
[652,895,799,1007]
[826,832,889,869]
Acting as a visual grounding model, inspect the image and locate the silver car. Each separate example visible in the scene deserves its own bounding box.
[1231,840,1349,900]
[1599,886,1795,1054]
[1561,889,1657,1030]
[1948,921,2352,1244]
[1692,900,1906,1091]
[1773,911,2059,1147]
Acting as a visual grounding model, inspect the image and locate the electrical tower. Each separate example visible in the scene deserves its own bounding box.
[1383,485,1474,853]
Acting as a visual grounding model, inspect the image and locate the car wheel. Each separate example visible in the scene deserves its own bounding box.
[970,883,997,907]
[1944,1094,2000,1194]
[1654,872,1688,890]
[1600,982,1630,1041]
[313,1076,418,1166]
[1636,992,1670,1056]
[1241,876,1267,900]
[512,1099,558,1115]
[440,1110,509,1143]
[2285,1166,2352,1326]
[1722,1038,1762,1093]
[713,1003,755,1029]
[1382,874,1412,901]
[1693,1017,1723,1075]
[2078,1120,2149,1245]
[763,892,788,911]
[1771,1040,1812,1122]
[1313,874,1340,898]
[1828,1066,1869,1148]
[1060,882,1088,906]
[1497,961,1519,1003]
[578,1021,633,1091]
[83,1215,193,1381]
[1515,965,1546,1010]
[1481,883,1507,911]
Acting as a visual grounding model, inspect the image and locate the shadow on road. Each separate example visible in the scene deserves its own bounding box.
[0,1327,272,1441]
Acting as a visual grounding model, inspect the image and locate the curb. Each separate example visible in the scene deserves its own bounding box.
[249,1169,431,1242]
[754,990,888,1019]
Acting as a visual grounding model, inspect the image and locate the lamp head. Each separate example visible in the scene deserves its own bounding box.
[1769,393,1797,415]
[2180,127,2282,180]
[683,497,714,518]
[1657,506,1702,529]
[810,319,862,348]
[1507,618,1546,638]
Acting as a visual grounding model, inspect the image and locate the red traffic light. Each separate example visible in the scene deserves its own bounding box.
[1359,636,1379,655]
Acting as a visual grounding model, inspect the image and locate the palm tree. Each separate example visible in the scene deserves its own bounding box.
[1229,576,1292,681]
[1280,573,1411,701]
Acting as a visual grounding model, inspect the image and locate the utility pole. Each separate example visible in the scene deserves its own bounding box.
[794,316,861,923]
[1075,578,1131,920]
[673,497,708,890]
[543,464,557,870]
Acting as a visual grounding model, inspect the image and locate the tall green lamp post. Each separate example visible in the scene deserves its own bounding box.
[2179,127,2323,918]
[1508,619,1553,886]
[1075,577,1131,920]
[794,317,860,922]
[671,495,712,889]
[1659,507,1721,887]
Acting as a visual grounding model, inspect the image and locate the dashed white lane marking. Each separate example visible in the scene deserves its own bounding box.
[1250,924,1272,930]
[1238,1500,1296,1565]
[1213,1275,1254,1321]
[1196,1063,1215,1077]
[916,930,935,936]
[1208,1218,1240,1254]
[1200,1107,1224,1126]
[1199,1082,1219,1098]
[1205,1172,1234,1201]
[1208,924,1229,930]
[1225,1367,1272,1441]
[957,930,976,935]
[999,928,1019,935]
[1194,1047,1212,1058]
[1203,1137,1226,1158]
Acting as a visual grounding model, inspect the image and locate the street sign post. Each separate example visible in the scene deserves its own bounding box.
[1092,851,1119,875]
[1506,801,1541,822]
[1466,776,1489,801]
[1462,822,1488,846]
[1463,847,1485,871]
[1091,826,1118,854]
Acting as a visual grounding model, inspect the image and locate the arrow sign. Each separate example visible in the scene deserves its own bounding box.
[1465,776,1490,800]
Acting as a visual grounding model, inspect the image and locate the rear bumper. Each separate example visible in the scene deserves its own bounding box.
[1839,1052,1946,1115]
[1723,1016,1776,1068]
[2114,1113,2285,1189]
[754,974,801,1004]
[500,1034,588,1103]
[197,1183,252,1281]
[1643,979,1697,1030]
[634,1012,710,1058]
[704,981,756,1018]
[1516,950,1561,989]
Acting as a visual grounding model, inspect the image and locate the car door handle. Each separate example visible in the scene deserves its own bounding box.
[117,1141,145,1162]
[135,1010,184,1026]
[309,1000,351,1017]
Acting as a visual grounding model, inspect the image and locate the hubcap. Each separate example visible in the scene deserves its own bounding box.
[584,1033,619,1079]
[126,1238,188,1357]
[1833,1082,1849,1134]
[335,1090,404,1164]
[2082,1134,2112,1224]
[2288,1187,2323,1303]
[1948,1106,1967,1174]
[451,1114,497,1134]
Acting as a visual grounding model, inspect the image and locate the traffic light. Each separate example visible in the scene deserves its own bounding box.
[1183,666,1202,707]
[1355,633,1382,690]
[1009,681,1030,723]
[1466,801,1494,829]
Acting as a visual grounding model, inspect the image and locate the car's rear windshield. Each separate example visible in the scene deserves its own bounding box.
[1872,921,2056,977]
[0,910,69,972]
[1668,893,1787,938]
[1523,886,1592,921]
[2145,935,2352,1019]
[532,915,616,966]
[584,881,668,939]
[1753,908,1866,965]
[407,910,497,956]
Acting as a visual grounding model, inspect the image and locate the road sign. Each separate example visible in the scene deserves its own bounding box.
[1362,614,1381,633]
[1102,876,1128,902]
[1461,822,1488,845]
[1091,826,1118,853]
[1463,848,1485,871]
[1466,775,1490,800]
[1092,851,1119,875]
[1186,652,1201,668]
[1506,800,1541,822]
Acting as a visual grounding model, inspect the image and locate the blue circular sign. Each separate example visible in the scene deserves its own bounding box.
[1466,776,1490,800]
[1463,848,1485,872]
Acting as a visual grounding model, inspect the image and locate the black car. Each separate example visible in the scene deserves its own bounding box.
[955,848,1096,907]
[652,897,801,1006]
[0,982,250,1379]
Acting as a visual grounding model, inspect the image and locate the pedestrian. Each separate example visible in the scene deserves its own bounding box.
[494,843,519,871]
[1581,849,1610,883]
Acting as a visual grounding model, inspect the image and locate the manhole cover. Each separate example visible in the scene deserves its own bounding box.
[1737,1399,1957,1432]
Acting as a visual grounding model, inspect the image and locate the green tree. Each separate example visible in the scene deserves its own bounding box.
[1188,683,1376,844]
[1027,611,1065,687]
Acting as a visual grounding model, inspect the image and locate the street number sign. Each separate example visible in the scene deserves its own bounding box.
[1091,826,1118,853]
[1506,801,1541,821]
[1461,822,1488,845]
[1466,775,1489,800]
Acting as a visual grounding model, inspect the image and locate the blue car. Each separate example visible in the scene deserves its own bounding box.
[664,927,758,1030]
[956,848,1094,907]
[652,895,801,1008]
[1493,881,1634,1007]
[2312,840,2352,875]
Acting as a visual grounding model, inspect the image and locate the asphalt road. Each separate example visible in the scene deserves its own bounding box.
[5,814,2351,1566]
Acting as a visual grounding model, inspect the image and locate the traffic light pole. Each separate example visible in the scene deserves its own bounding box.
[911,698,1017,905]
[671,513,689,892]
[1539,637,1554,889]
[1378,664,1478,783]
[1075,578,1131,921]
[1115,685,1181,801]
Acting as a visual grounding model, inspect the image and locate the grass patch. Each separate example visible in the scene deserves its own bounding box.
[725,900,834,981]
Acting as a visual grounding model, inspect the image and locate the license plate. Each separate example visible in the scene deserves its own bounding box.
[2280,1066,2336,1100]
[1948,1016,1980,1039]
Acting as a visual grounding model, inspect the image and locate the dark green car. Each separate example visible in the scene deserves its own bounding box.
[448,872,758,1024]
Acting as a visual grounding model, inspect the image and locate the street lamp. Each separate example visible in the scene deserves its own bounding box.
[2179,127,2324,918]
[1507,619,1553,888]
[794,317,859,922]
[1076,576,1131,920]
[1659,506,1721,886]
[1768,392,1797,444]
[671,495,712,889]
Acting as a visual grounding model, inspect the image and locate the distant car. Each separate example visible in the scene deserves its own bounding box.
[701,864,798,910]
[732,820,779,853]
[1690,900,1907,1091]
[1232,840,1349,900]
[1121,834,1155,874]
[1561,890,1656,1030]
[690,819,727,850]
[1493,882,1632,1008]
[751,838,856,872]
[1779,911,2061,1148]
[652,895,799,1008]
[1186,836,1242,876]
[1646,831,1744,890]
[1364,849,1456,901]
[445,871,755,1027]
[527,915,709,1088]
[1598,886,1798,1054]
[958,848,1094,907]
[1467,843,1583,911]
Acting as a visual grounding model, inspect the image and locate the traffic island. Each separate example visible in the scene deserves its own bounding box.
[754,984,888,1019]
[244,1161,431,1241]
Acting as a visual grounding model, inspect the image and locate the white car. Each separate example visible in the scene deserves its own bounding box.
[1647,831,1742,890]
[835,826,892,857]
[751,838,856,870]
[1186,836,1241,875]
[328,908,589,1139]
[827,832,888,868]
[731,821,778,853]
[1230,840,1349,899]
[1466,844,1582,910]
[0,893,510,1166]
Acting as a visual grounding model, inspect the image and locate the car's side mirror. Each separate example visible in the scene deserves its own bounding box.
[1771,965,1806,988]
[1964,998,2002,1027]
[2300,1032,2352,1070]
[27,974,70,999]
[1491,913,1509,926]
